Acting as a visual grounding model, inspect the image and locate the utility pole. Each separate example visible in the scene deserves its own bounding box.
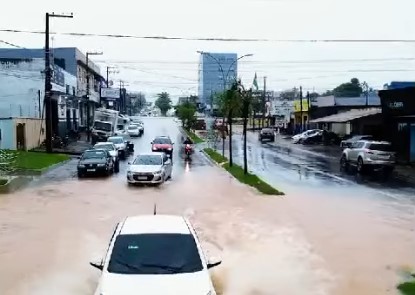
[38,90,41,118]
[44,12,73,153]
[306,91,311,124]
[299,86,303,132]
[86,51,103,142]
[262,76,267,128]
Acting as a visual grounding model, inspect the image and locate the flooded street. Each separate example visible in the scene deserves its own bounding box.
[0,118,414,295]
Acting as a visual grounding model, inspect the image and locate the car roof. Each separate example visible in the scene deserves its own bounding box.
[120,215,191,235]
[95,142,114,146]
[108,136,123,139]
[84,148,106,153]
[136,152,164,157]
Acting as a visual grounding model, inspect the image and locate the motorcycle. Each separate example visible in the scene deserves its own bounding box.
[184,144,193,160]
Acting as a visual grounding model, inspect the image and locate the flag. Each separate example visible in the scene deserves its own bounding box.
[253,72,259,90]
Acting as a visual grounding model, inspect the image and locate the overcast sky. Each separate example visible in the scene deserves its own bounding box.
[1,0,415,101]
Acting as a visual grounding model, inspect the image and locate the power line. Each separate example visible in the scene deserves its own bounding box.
[2,28,415,43]
[0,39,25,48]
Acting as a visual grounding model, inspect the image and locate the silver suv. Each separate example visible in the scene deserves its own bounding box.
[340,140,395,173]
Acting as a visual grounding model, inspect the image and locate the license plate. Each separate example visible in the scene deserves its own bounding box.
[87,169,96,172]
[137,176,147,180]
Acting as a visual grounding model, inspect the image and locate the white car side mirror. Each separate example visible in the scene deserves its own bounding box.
[207,256,222,269]
[89,257,104,271]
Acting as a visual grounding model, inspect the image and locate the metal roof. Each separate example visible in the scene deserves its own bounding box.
[310,108,381,123]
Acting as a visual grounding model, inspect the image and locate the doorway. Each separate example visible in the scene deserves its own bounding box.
[16,123,26,150]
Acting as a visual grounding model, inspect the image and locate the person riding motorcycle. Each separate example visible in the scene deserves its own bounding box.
[183,136,193,145]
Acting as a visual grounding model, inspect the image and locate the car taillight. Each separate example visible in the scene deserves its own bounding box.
[364,149,374,154]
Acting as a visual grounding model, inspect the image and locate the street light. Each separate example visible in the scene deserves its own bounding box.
[196,51,253,156]
[86,51,103,142]
[44,12,73,153]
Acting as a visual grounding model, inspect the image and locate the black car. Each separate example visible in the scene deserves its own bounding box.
[259,128,275,143]
[77,149,114,178]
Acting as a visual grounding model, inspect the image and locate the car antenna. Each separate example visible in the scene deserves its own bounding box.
[153,203,157,215]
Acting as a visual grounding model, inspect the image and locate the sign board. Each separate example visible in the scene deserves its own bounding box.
[294,100,309,112]
[101,87,120,99]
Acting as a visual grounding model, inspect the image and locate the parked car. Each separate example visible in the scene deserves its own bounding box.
[108,136,128,160]
[151,136,174,158]
[302,130,323,145]
[340,135,373,148]
[340,140,395,174]
[93,142,120,173]
[258,128,275,143]
[292,129,322,144]
[77,149,114,178]
[89,214,221,295]
[127,152,172,185]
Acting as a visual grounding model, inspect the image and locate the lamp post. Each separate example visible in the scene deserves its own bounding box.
[86,51,103,142]
[44,12,73,153]
[196,51,253,156]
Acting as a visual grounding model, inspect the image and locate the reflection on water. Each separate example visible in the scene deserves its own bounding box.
[0,164,414,295]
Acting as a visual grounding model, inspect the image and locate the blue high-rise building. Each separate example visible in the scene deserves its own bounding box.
[198,53,238,110]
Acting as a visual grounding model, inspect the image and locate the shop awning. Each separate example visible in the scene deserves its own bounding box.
[310,108,381,123]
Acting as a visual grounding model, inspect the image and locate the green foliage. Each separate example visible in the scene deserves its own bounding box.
[0,150,17,176]
[184,129,204,144]
[333,78,363,97]
[176,101,197,130]
[0,150,68,172]
[155,92,172,116]
[203,148,284,196]
[398,281,415,295]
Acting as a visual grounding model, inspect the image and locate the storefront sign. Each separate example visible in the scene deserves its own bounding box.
[379,87,415,116]
[101,87,120,99]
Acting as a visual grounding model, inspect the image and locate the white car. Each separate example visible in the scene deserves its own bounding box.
[292,129,322,144]
[108,136,128,160]
[127,152,172,185]
[127,124,140,137]
[93,142,120,173]
[90,215,221,295]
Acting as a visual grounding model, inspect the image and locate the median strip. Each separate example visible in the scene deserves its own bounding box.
[203,148,284,196]
[184,129,204,144]
[398,276,415,295]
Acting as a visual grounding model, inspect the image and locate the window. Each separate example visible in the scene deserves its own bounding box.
[107,233,203,275]
[66,85,70,94]
[163,154,169,163]
[368,144,393,152]
[133,155,162,165]
[82,150,107,159]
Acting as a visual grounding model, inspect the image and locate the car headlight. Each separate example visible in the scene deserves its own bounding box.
[167,148,172,151]
[78,164,85,168]
[154,170,162,175]
[127,171,132,176]
[97,164,106,167]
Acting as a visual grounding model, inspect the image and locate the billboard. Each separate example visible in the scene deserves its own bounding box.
[294,100,309,112]
[101,87,120,99]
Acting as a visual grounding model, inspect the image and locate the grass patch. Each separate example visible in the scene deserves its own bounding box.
[203,148,284,196]
[204,148,227,164]
[184,129,204,144]
[398,280,415,295]
[13,151,69,170]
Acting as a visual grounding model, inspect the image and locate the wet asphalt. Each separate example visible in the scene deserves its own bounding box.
[0,118,414,295]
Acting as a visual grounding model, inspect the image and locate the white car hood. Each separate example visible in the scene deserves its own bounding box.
[129,165,163,173]
[99,271,212,295]
[114,143,126,149]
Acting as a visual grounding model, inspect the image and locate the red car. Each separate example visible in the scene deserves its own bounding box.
[151,136,174,158]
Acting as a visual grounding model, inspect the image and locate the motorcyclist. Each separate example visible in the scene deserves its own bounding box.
[183,136,193,145]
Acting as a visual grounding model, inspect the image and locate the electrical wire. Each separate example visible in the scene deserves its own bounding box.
[2,28,415,43]
[0,39,24,48]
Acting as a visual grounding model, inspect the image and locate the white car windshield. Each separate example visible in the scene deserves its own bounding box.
[108,137,124,144]
[133,155,163,165]
[95,144,115,151]
[107,233,203,274]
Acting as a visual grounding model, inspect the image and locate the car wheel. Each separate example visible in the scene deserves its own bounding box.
[77,171,83,178]
[340,155,350,172]
[357,157,365,173]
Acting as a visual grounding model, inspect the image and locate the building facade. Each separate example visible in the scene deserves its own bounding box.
[0,57,78,146]
[198,52,237,110]
[0,48,105,132]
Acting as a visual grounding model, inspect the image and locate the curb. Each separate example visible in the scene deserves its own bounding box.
[15,159,72,176]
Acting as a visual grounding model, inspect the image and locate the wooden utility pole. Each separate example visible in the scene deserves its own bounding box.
[262,76,267,128]
[299,86,303,132]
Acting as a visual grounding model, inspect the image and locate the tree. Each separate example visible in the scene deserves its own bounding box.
[240,85,253,175]
[155,92,172,116]
[176,101,197,130]
[217,82,242,167]
[333,78,363,97]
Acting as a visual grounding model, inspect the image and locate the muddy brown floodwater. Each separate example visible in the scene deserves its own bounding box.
[0,163,414,295]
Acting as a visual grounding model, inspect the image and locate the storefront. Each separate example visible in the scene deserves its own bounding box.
[378,87,415,162]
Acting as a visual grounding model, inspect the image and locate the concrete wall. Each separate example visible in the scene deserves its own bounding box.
[0,119,14,149]
[0,118,44,150]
